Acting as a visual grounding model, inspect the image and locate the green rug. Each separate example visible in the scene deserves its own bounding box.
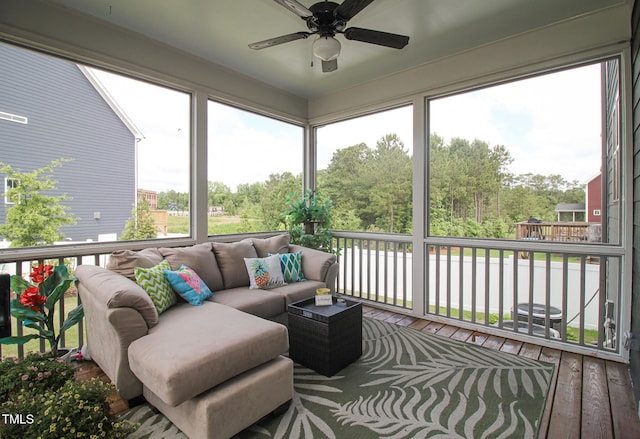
[123,317,554,439]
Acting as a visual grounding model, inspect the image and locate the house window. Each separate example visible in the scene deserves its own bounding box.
[427,60,616,244]
[4,178,19,204]
[593,209,601,216]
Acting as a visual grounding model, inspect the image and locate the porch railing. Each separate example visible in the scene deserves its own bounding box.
[333,231,626,361]
[0,232,627,361]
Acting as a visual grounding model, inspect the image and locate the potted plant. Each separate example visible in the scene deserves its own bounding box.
[283,189,334,252]
[0,263,83,358]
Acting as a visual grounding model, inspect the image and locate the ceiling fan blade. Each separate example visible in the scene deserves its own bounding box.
[272,0,313,18]
[335,0,375,21]
[249,32,311,50]
[343,27,409,49]
[322,59,338,72]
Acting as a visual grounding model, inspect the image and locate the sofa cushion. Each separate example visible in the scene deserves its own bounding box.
[289,244,337,282]
[128,301,289,407]
[269,280,326,305]
[252,234,290,258]
[244,255,287,289]
[134,260,177,314]
[209,287,285,319]
[159,243,224,291]
[211,239,257,288]
[107,248,163,281]
[165,265,213,306]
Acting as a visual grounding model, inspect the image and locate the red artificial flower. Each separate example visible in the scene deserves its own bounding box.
[19,286,47,312]
[29,264,54,284]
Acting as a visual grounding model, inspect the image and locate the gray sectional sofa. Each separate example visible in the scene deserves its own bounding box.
[75,234,338,439]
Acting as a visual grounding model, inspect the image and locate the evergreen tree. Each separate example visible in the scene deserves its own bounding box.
[121,198,157,240]
[0,159,76,247]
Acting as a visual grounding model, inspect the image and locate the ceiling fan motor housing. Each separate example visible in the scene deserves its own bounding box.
[306,1,346,36]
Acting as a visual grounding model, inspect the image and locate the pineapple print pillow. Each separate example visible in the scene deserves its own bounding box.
[244,254,287,290]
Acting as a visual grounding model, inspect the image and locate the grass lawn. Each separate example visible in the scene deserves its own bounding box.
[433,247,587,264]
[168,214,266,235]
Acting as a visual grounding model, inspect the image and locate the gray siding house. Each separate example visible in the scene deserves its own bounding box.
[0,42,140,243]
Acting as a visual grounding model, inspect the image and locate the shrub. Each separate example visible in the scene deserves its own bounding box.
[0,354,138,438]
[0,352,73,401]
[1,378,136,438]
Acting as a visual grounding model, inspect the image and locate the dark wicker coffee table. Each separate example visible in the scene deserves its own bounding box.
[287,296,362,377]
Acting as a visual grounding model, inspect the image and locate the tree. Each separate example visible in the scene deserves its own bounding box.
[260,172,301,230]
[0,159,76,247]
[120,198,157,240]
[364,134,412,233]
[208,181,233,214]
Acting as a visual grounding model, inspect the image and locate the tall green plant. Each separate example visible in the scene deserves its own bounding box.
[0,159,76,247]
[121,198,157,240]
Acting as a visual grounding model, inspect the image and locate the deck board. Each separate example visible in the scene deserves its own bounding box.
[537,347,562,439]
[581,357,614,439]
[606,361,640,439]
[548,351,583,438]
[77,305,640,438]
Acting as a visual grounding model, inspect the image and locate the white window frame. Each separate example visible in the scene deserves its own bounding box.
[4,178,19,204]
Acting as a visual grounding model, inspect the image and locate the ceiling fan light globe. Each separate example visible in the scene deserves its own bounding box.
[313,36,341,61]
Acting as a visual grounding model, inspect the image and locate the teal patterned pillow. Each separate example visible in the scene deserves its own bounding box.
[273,251,306,283]
[134,260,177,314]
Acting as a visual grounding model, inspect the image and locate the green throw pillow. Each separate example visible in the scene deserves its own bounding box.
[271,251,306,283]
[134,260,177,314]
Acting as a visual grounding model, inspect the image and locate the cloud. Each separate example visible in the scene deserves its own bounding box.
[430,64,603,183]
[316,106,414,169]
[208,102,303,191]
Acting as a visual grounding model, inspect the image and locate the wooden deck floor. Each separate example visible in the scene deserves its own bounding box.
[75,305,640,439]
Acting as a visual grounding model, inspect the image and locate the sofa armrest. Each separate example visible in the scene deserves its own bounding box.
[76,265,158,328]
[289,244,338,289]
[75,265,157,400]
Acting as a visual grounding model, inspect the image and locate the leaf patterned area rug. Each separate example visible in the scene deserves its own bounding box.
[123,318,554,439]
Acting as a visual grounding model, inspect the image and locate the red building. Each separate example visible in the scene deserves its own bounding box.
[586,174,602,223]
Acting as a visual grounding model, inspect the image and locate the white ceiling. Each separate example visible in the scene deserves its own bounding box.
[52,0,625,99]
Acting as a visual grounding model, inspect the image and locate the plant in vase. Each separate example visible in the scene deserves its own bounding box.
[0,263,83,357]
[283,189,335,253]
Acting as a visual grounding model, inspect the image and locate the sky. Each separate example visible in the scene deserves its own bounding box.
[90,62,603,194]
[429,64,603,184]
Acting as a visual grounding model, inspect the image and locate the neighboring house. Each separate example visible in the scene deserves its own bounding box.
[0,42,142,242]
[554,203,586,222]
[586,173,602,223]
[137,189,157,210]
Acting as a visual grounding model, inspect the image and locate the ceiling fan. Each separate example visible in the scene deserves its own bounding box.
[249,0,410,72]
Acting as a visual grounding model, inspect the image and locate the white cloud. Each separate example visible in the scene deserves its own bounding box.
[430,64,602,184]
[208,102,303,191]
[317,106,414,169]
